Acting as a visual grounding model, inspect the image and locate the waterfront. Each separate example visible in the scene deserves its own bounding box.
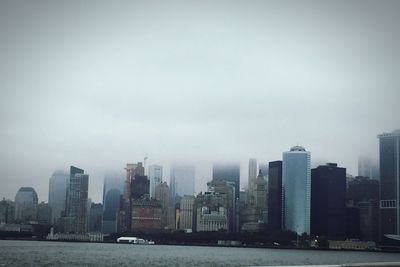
[0,240,400,267]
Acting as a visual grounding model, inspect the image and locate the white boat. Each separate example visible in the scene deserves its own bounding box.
[117,237,155,245]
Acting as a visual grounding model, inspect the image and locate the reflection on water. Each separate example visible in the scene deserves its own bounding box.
[0,240,399,267]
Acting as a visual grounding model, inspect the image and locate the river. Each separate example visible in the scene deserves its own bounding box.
[0,240,399,266]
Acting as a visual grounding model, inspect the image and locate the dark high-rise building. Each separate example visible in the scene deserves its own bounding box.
[378,129,400,237]
[64,166,89,234]
[359,199,379,241]
[268,161,282,231]
[102,188,121,234]
[346,176,379,241]
[347,176,379,205]
[346,206,360,238]
[37,202,52,225]
[212,163,240,199]
[311,163,346,239]
[89,203,103,233]
[131,175,150,200]
[0,198,15,224]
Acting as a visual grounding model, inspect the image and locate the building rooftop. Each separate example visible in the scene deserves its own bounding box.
[378,129,400,138]
[290,145,306,152]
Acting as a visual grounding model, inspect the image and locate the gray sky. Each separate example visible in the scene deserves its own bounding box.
[1,0,399,203]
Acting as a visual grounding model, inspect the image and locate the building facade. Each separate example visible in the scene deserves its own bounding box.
[64,166,89,234]
[268,160,282,231]
[195,191,229,232]
[248,158,258,204]
[148,165,163,199]
[155,181,171,230]
[311,163,346,239]
[14,187,38,223]
[212,163,240,200]
[48,170,69,225]
[170,164,195,205]
[131,199,162,233]
[102,188,121,234]
[283,146,311,235]
[89,203,103,233]
[378,129,400,236]
[179,195,195,232]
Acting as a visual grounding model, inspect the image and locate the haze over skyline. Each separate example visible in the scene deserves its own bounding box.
[1,0,399,203]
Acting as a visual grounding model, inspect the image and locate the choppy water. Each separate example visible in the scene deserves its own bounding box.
[0,240,399,267]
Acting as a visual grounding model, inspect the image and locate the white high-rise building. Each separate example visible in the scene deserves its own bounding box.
[148,165,163,199]
[283,146,311,235]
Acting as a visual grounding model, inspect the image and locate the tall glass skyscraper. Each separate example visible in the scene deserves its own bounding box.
[64,166,89,233]
[14,187,38,222]
[48,170,69,224]
[378,129,400,236]
[282,146,311,235]
[148,165,163,199]
[170,164,195,202]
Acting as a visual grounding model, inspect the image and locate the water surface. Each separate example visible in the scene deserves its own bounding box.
[0,240,399,266]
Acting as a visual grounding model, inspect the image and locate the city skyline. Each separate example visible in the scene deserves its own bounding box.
[1,0,399,204]
[0,141,390,203]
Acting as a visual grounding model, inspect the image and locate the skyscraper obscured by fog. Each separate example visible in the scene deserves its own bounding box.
[170,164,195,203]
[14,187,38,222]
[102,173,123,233]
[358,156,379,180]
[212,163,240,200]
[283,146,311,235]
[148,165,163,199]
[64,166,89,233]
[248,158,257,204]
[378,129,400,236]
[48,170,69,225]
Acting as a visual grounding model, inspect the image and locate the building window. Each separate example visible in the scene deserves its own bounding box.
[380,200,397,208]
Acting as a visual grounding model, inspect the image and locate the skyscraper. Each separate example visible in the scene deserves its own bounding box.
[248,158,257,204]
[102,189,120,234]
[120,162,146,231]
[14,187,38,222]
[268,160,282,231]
[155,181,171,230]
[48,170,69,225]
[179,195,195,232]
[102,173,123,234]
[89,203,103,233]
[170,164,195,203]
[212,163,240,200]
[212,163,240,232]
[148,165,163,199]
[378,129,400,236]
[64,166,89,234]
[131,175,150,200]
[282,146,311,235]
[311,163,346,239]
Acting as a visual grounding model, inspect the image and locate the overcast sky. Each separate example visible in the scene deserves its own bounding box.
[0,0,399,203]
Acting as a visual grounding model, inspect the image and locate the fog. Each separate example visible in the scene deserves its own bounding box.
[1,0,399,202]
